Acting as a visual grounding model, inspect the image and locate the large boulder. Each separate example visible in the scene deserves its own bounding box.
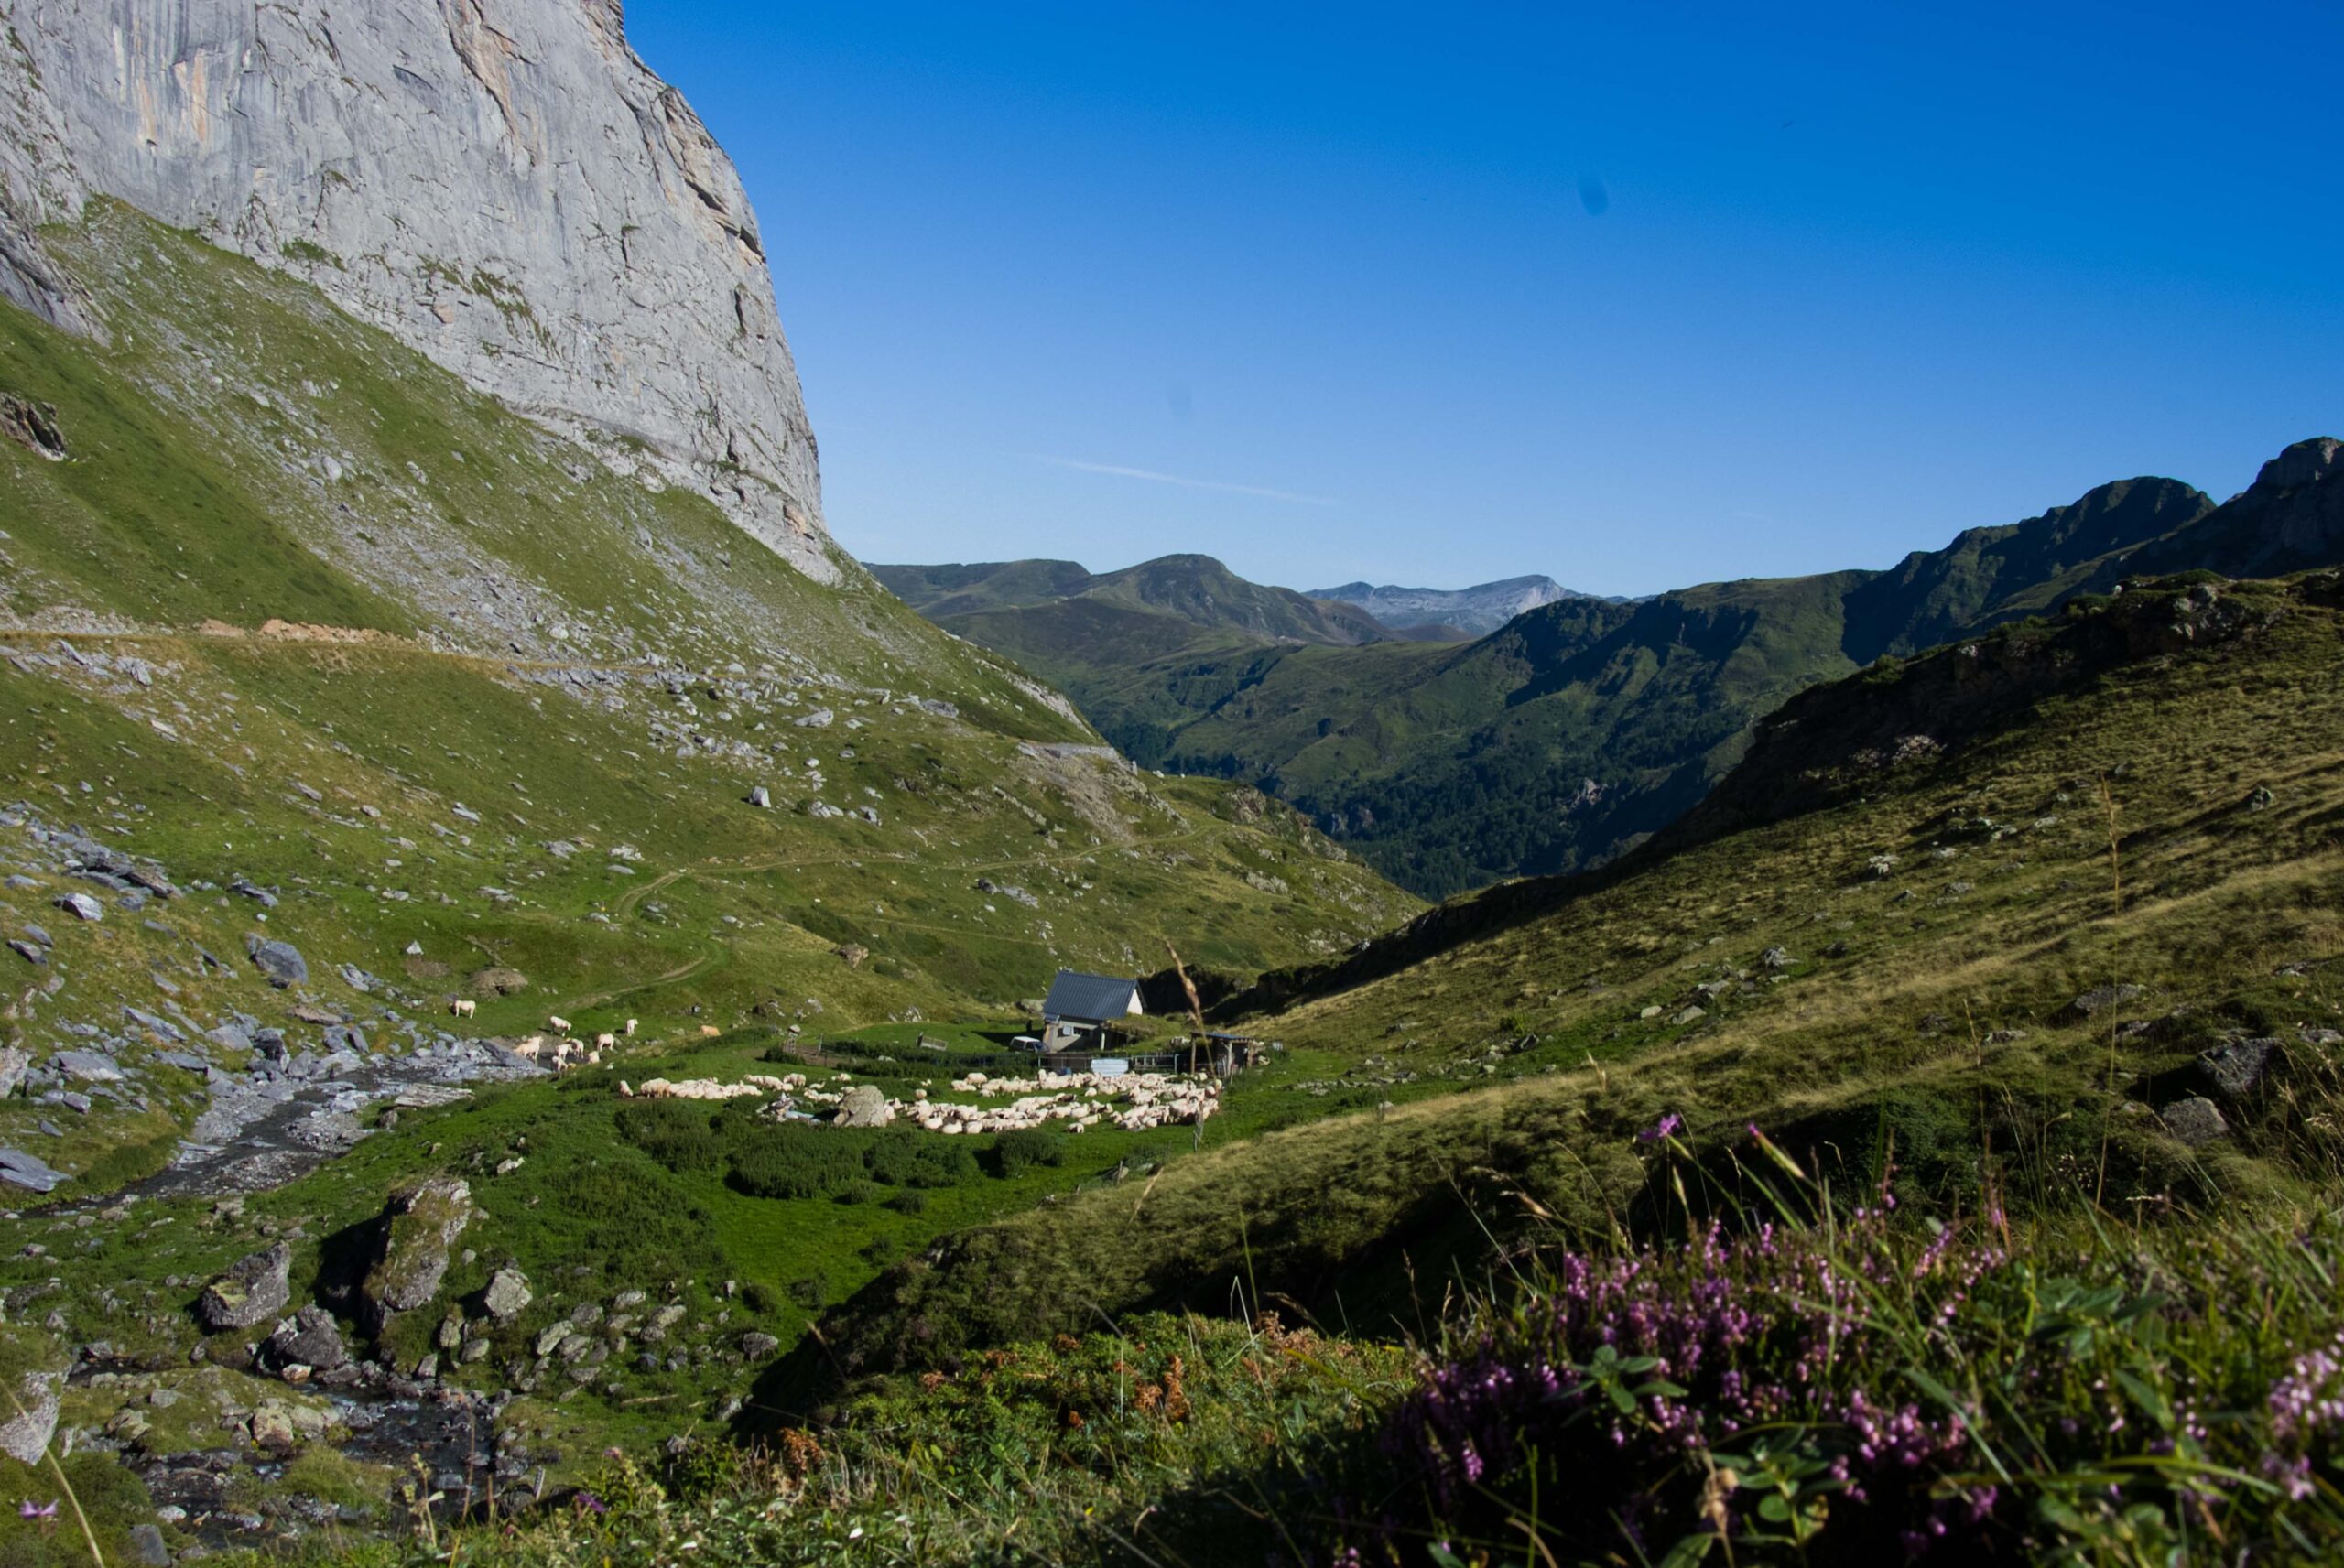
[833,1084,894,1128]
[249,938,309,989]
[266,1305,350,1371]
[2198,1037,2282,1101]
[196,1243,294,1333]
[362,1177,473,1330]
[2158,1096,2229,1148]
[0,1146,65,1193]
[0,1325,67,1463]
[482,1266,532,1323]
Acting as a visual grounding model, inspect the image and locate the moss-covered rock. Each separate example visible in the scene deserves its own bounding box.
[361,1175,472,1331]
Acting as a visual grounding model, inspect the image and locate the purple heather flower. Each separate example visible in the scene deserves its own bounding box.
[20,1500,56,1519]
[1637,1112,1684,1143]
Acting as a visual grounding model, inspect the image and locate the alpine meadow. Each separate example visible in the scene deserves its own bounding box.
[0,5,2340,1568]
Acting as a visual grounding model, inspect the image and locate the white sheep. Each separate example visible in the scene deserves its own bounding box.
[624,1018,637,1037]
[548,1014,571,1033]
[450,999,476,1019]
[595,1032,617,1049]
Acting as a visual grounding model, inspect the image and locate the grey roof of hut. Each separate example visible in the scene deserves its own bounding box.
[1042,969,1142,1023]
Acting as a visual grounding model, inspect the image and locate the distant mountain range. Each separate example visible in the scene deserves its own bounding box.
[1305,575,1616,638]
[877,438,2344,895]
[873,554,1388,646]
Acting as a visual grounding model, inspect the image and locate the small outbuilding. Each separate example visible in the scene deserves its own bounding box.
[1040,969,1143,1053]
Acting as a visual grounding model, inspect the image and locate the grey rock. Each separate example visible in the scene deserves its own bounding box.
[196,1243,293,1333]
[740,1331,779,1359]
[229,879,278,909]
[154,1051,208,1072]
[1667,1005,1707,1026]
[2199,1037,2282,1101]
[1759,946,1792,970]
[266,1305,348,1371]
[2158,1097,2229,1148]
[127,1523,169,1567]
[482,1266,532,1323]
[832,1083,893,1127]
[747,785,773,809]
[0,0,828,573]
[123,1006,182,1043]
[0,1332,64,1463]
[21,924,50,947]
[49,1049,121,1083]
[0,1048,27,1098]
[361,1176,472,1328]
[2066,984,2147,1022]
[5,939,38,966]
[0,1146,64,1192]
[251,941,309,989]
[52,892,102,922]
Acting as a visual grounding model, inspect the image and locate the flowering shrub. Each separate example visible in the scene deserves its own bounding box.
[1333,1129,2344,1565]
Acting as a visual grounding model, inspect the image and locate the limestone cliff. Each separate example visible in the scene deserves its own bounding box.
[0,0,832,576]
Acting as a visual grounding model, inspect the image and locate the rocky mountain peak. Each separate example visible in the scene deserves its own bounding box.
[0,0,832,577]
[2253,437,2342,495]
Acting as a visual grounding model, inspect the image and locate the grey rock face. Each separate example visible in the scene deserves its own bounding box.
[196,1242,293,1332]
[52,892,102,922]
[0,0,830,576]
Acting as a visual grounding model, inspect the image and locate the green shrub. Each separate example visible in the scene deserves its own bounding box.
[787,1272,830,1310]
[990,1128,1066,1178]
[741,1281,781,1315]
[615,1099,729,1175]
[865,1129,978,1189]
[884,1190,928,1216]
[728,1124,866,1200]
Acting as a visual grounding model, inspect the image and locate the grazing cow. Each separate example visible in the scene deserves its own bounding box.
[623,1018,637,1037]
[451,999,476,1019]
[547,1014,570,1034]
[595,1033,617,1050]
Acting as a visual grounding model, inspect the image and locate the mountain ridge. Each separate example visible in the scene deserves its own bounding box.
[1306,573,1612,636]
[879,453,2337,895]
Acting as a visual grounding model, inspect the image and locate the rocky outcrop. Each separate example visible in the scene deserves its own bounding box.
[0,0,830,575]
[2131,437,2344,582]
[361,1176,472,1330]
[197,1242,294,1332]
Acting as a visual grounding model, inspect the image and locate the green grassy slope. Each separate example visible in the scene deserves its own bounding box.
[0,206,1420,1197]
[814,572,2344,1370]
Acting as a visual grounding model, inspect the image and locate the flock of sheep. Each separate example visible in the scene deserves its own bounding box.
[442,1002,1222,1136]
[618,1065,1223,1134]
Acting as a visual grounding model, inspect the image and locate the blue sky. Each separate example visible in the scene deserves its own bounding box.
[630,2,2343,598]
